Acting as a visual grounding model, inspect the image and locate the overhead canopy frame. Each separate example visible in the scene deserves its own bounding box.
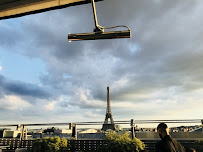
[0,0,103,20]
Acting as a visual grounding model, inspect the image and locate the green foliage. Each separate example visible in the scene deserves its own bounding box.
[32,136,68,152]
[192,140,203,152]
[99,131,145,152]
[71,137,76,140]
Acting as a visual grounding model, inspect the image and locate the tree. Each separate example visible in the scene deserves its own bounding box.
[32,136,68,152]
[99,131,145,152]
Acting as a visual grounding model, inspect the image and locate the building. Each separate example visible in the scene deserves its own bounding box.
[54,129,72,134]
[79,128,98,134]
[0,129,21,138]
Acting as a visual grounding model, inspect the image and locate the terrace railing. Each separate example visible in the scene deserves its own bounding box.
[0,138,199,152]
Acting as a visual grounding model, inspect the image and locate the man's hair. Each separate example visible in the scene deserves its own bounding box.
[157,123,168,132]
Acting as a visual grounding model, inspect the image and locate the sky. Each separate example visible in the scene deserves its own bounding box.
[0,0,203,128]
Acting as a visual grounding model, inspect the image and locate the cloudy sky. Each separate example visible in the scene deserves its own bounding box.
[0,0,203,127]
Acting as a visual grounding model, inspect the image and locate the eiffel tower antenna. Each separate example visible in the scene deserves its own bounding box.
[102,86,116,131]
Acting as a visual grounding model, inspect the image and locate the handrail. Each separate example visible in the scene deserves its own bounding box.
[0,119,202,127]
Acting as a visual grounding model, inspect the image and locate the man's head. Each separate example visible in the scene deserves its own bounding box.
[157,123,169,139]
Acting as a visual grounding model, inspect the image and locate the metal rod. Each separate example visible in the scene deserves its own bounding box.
[91,0,98,28]
[0,119,201,127]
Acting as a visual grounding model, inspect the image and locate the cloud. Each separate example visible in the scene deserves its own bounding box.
[0,0,203,123]
[0,95,31,110]
[0,74,51,100]
[68,88,105,109]
[0,66,2,72]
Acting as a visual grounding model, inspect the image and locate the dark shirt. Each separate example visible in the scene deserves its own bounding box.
[155,135,185,152]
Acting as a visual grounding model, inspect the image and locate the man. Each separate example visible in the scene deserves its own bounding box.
[188,148,196,152]
[155,123,185,152]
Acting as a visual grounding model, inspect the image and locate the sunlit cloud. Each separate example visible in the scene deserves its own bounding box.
[0,95,31,110]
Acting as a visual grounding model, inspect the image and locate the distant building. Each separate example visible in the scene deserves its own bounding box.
[171,128,179,133]
[79,128,98,134]
[0,128,11,138]
[116,125,123,131]
[54,129,72,134]
[30,129,43,133]
[1,129,21,138]
[190,128,202,132]
[43,127,56,134]
[78,133,105,140]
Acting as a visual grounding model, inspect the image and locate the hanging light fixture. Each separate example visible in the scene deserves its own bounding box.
[68,0,131,42]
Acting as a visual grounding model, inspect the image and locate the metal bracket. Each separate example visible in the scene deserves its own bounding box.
[91,0,104,33]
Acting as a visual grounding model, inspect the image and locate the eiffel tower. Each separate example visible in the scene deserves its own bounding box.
[101,87,116,131]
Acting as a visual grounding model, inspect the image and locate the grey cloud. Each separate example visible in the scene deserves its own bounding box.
[0,74,51,99]
[49,0,203,104]
[69,101,104,109]
[1,0,203,112]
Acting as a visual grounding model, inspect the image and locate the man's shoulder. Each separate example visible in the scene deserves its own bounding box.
[167,136,186,152]
[156,140,163,146]
[171,138,186,152]
[156,135,185,152]
[155,140,167,148]
[155,140,169,152]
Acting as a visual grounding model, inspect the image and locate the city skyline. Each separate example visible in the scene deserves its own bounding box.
[0,0,203,126]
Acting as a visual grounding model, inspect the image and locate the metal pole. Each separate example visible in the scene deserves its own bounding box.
[19,125,23,148]
[69,123,72,130]
[25,126,27,140]
[72,124,77,140]
[91,0,98,28]
[22,125,25,140]
[17,124,21,131]
[131,119,135,139]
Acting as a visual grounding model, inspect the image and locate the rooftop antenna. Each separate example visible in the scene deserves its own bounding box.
[68,0,131,42]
